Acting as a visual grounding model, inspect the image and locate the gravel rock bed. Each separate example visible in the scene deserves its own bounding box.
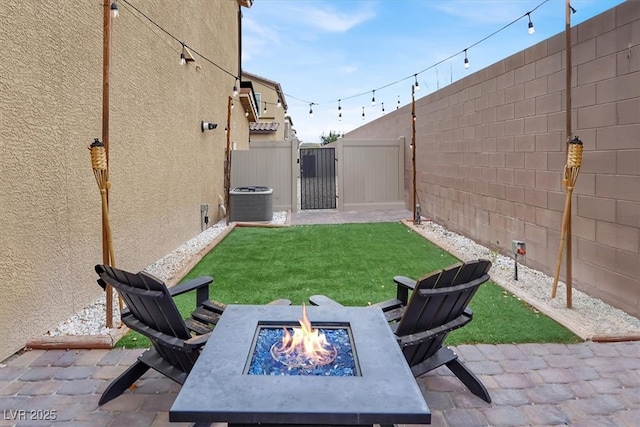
[412,220,640,340]
[46,212,288,337]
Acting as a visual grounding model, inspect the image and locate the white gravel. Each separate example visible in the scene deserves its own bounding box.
[47,212,640,340]
[413,220,640,339]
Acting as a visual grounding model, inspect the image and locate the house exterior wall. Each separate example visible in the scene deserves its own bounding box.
[0,1,247,361]
[347,1,640,318]
[244,77,287,141]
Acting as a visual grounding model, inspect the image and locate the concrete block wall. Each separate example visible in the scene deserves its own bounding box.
[347,1,640,318]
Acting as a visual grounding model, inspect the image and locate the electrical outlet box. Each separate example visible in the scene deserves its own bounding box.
[512,240,526,255]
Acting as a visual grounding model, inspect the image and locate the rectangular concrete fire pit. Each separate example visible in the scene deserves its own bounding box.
[169,304,431,426]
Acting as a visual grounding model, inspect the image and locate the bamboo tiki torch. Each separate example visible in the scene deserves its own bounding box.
[551,137,583,307]
[89,138,120,327]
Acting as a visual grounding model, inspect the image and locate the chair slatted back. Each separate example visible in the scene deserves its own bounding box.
[395,259,491,364]
[96,265,199,373]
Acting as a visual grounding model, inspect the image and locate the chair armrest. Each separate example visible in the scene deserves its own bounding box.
[184,332,212,349]
[393,276,416,305]
[309,295,344,307]
[169,276,214,306]
[393,276,417,290]
[122,312,208,352]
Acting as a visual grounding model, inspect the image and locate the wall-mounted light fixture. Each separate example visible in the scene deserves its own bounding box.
[201,121,218,132]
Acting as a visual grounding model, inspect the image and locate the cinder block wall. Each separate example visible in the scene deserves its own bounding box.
[0,1,245,361]
[347,1,640,318]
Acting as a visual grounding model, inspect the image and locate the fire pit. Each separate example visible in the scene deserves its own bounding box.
[170,304,431,426]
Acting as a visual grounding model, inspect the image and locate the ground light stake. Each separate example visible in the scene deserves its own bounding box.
[89,138,120,327]
[551,137,583,307]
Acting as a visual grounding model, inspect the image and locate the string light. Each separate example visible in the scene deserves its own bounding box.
[232,78,239,97]
[245,110,249,117]
[231,100,234,109]
[180,43,186,65]
[110,2,119,18]
[338,111,342,121]
[362,106,365,120]
[277,98,282,108]
[371,90,376,106]
[414,74,420,91]
[263,102,267,114]
[119,0,550,116]
[381,102,385,115]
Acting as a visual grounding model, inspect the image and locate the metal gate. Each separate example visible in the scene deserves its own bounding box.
[300,147,336,210]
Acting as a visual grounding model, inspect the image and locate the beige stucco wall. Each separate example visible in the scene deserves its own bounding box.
[347,1,640,318]
[0,1,247,361]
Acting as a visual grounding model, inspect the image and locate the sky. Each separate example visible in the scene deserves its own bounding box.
[241,0,626,144]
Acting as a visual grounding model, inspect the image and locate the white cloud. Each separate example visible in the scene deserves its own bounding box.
[295,4,376,33]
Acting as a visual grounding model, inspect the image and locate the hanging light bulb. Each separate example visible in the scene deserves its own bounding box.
[110,2,119,18]
[232,78,239,97]
[277,98,282,108]
[397,95,400,110]
[263,102,267,114]
[464,49,470,69]
[414,74,420,91]
[527,13,535,34]
[245,110,249,117]
[371,90,376,106]
[338,112,342,121]
[231,100,235,109]
[338,99,342,111]
[309,103,313,117]
[362,106,365,120]
[180,44,186,66]
[381,102,385,115]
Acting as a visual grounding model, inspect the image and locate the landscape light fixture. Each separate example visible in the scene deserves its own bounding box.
[371,90,376,106]
[527,13,535,34]
[110,2,119,18]
[414,74,420,91]
[201,121,218,132]
[464,49,470,69]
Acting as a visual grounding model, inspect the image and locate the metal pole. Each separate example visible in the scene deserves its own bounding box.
[411,85,417,224]
[225,96,232,225]
[102,1,113,327]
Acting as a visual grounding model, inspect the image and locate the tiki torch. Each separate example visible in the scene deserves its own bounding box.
[551,136,583,306]
[89,138,120,327]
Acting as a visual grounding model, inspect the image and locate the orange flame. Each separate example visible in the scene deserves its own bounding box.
[274,304,335,366]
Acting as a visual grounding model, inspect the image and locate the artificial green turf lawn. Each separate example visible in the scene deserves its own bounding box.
[116,223,580,348]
